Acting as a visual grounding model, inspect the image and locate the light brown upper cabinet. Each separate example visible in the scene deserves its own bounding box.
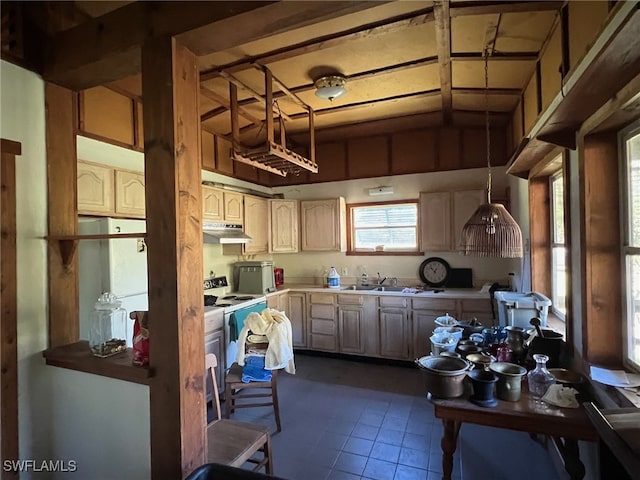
[243,195,269,254]
[419,189,484,252]
[114,170,145,218]
[300,198,346,252]
[77,161,145,219]
[77,161,114,215]
[202,186,244,224]
[269,199,299,253]
[420,192,451,251]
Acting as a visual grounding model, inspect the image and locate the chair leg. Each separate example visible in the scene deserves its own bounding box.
[271,374,281,433]
[225,384,233,419]
[264,434,273,475]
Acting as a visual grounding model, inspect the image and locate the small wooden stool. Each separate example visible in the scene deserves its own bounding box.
[225,362,282,433]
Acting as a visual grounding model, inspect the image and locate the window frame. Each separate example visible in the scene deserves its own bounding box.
[346,199,423,256]
[550,167,567,321]
[619,119,640,372]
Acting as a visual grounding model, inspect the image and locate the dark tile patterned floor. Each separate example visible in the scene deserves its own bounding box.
[220,353,560,480]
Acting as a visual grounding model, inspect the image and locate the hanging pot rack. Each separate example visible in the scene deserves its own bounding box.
[222,64,318,177]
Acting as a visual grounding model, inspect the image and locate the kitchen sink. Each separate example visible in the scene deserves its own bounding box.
[342,285,406,292]
[373,286,406,292]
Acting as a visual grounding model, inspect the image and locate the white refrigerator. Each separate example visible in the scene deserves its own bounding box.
[78,217,148,346]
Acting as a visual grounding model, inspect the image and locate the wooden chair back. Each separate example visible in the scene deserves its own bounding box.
[205,353,222,422]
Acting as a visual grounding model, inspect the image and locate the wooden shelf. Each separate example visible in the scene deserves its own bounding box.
[46,233,146,267]
[43,341,152,385]
[507,3,640,178]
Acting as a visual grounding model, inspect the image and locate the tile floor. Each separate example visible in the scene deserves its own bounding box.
[218,353,560,480]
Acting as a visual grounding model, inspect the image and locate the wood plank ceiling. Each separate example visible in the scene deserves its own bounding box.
[76,1,561,148]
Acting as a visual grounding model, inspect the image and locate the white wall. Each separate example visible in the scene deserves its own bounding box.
[273,167,524,287]
[1,59,52,471]
[1,61,151,479]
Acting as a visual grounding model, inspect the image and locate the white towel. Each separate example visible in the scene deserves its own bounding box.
[236,308,296,374]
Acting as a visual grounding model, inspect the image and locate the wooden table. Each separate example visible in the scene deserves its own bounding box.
[430,383,598,480]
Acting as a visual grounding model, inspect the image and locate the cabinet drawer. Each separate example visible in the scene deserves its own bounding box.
[309,304,335,320]
[412,298,457,311]
[460,298,492,312]
[310,334,337,351]
[309,293,336,305]
[310,318,335,335]
[337,294,364,305]
[379,296,408,308]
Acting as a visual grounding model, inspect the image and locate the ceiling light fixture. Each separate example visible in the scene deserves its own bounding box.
[459,48,523,258]
[314,75,347,101]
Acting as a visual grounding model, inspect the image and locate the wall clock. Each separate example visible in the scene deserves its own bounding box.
[419,257,451,287]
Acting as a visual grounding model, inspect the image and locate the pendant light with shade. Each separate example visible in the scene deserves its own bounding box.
[459,48,523,258]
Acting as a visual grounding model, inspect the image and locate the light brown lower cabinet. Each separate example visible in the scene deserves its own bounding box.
[378,296,411,360]
[204,309,225,399]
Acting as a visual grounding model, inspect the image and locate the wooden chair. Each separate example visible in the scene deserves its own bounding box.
[225,347,281,433]
[205,354,273,475]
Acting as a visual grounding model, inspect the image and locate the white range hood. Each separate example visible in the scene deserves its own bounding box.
[203,223,252,244]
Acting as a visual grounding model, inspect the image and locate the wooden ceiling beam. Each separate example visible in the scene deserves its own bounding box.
[434,0,452,124]
[452,52,538,61]
[450,1,563,17]
[45,1,388,90]
[453,87,521,96]
[200,6,435,80]
[43,1,276,89]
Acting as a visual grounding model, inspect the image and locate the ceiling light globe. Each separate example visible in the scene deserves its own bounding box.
[314,75,347,101]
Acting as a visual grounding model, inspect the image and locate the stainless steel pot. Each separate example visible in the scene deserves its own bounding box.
[415,355,471,398]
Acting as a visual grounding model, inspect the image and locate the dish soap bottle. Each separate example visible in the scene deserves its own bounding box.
[328,266,341,289]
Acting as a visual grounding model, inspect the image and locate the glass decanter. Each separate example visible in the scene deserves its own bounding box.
[527,354,556,403]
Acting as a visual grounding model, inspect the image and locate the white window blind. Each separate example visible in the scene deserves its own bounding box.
[351,203,418,251]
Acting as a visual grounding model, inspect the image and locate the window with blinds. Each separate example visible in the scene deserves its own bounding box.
[348,201,418,252]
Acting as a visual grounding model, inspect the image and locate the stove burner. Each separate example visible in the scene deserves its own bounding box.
[235,296,255,301]
[223,295,238,300]
[204,295,218,306]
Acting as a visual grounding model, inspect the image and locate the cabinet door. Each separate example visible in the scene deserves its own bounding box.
[115,170,145,218]
[412,310,440,359]
[420,192,451,251]
[379,309,411,360]
[338,306,365,354]
[205,328,224,399]
[300,198,346,252]
[77,162,114,215]
[203,186,224,221]
[243,195,269,254]
[224,191,244,224]
[453,189,484,251]
[287,292,306,348]
[269,199,299,253]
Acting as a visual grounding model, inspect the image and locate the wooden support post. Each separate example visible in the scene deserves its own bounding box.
[142,36,205,479]
[1,138,21,478]
[45,83,79,347]
[580,131,621,365]
[529,177,551,297]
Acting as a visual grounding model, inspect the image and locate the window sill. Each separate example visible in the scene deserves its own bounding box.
[346,251,424,256]
[43,341,151,385]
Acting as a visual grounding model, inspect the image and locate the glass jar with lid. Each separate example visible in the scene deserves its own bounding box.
[89,292,127,357]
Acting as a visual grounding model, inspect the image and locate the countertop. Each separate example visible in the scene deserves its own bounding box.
[268,284,490,299]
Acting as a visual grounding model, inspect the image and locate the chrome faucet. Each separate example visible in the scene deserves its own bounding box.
[377,273,388,285]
